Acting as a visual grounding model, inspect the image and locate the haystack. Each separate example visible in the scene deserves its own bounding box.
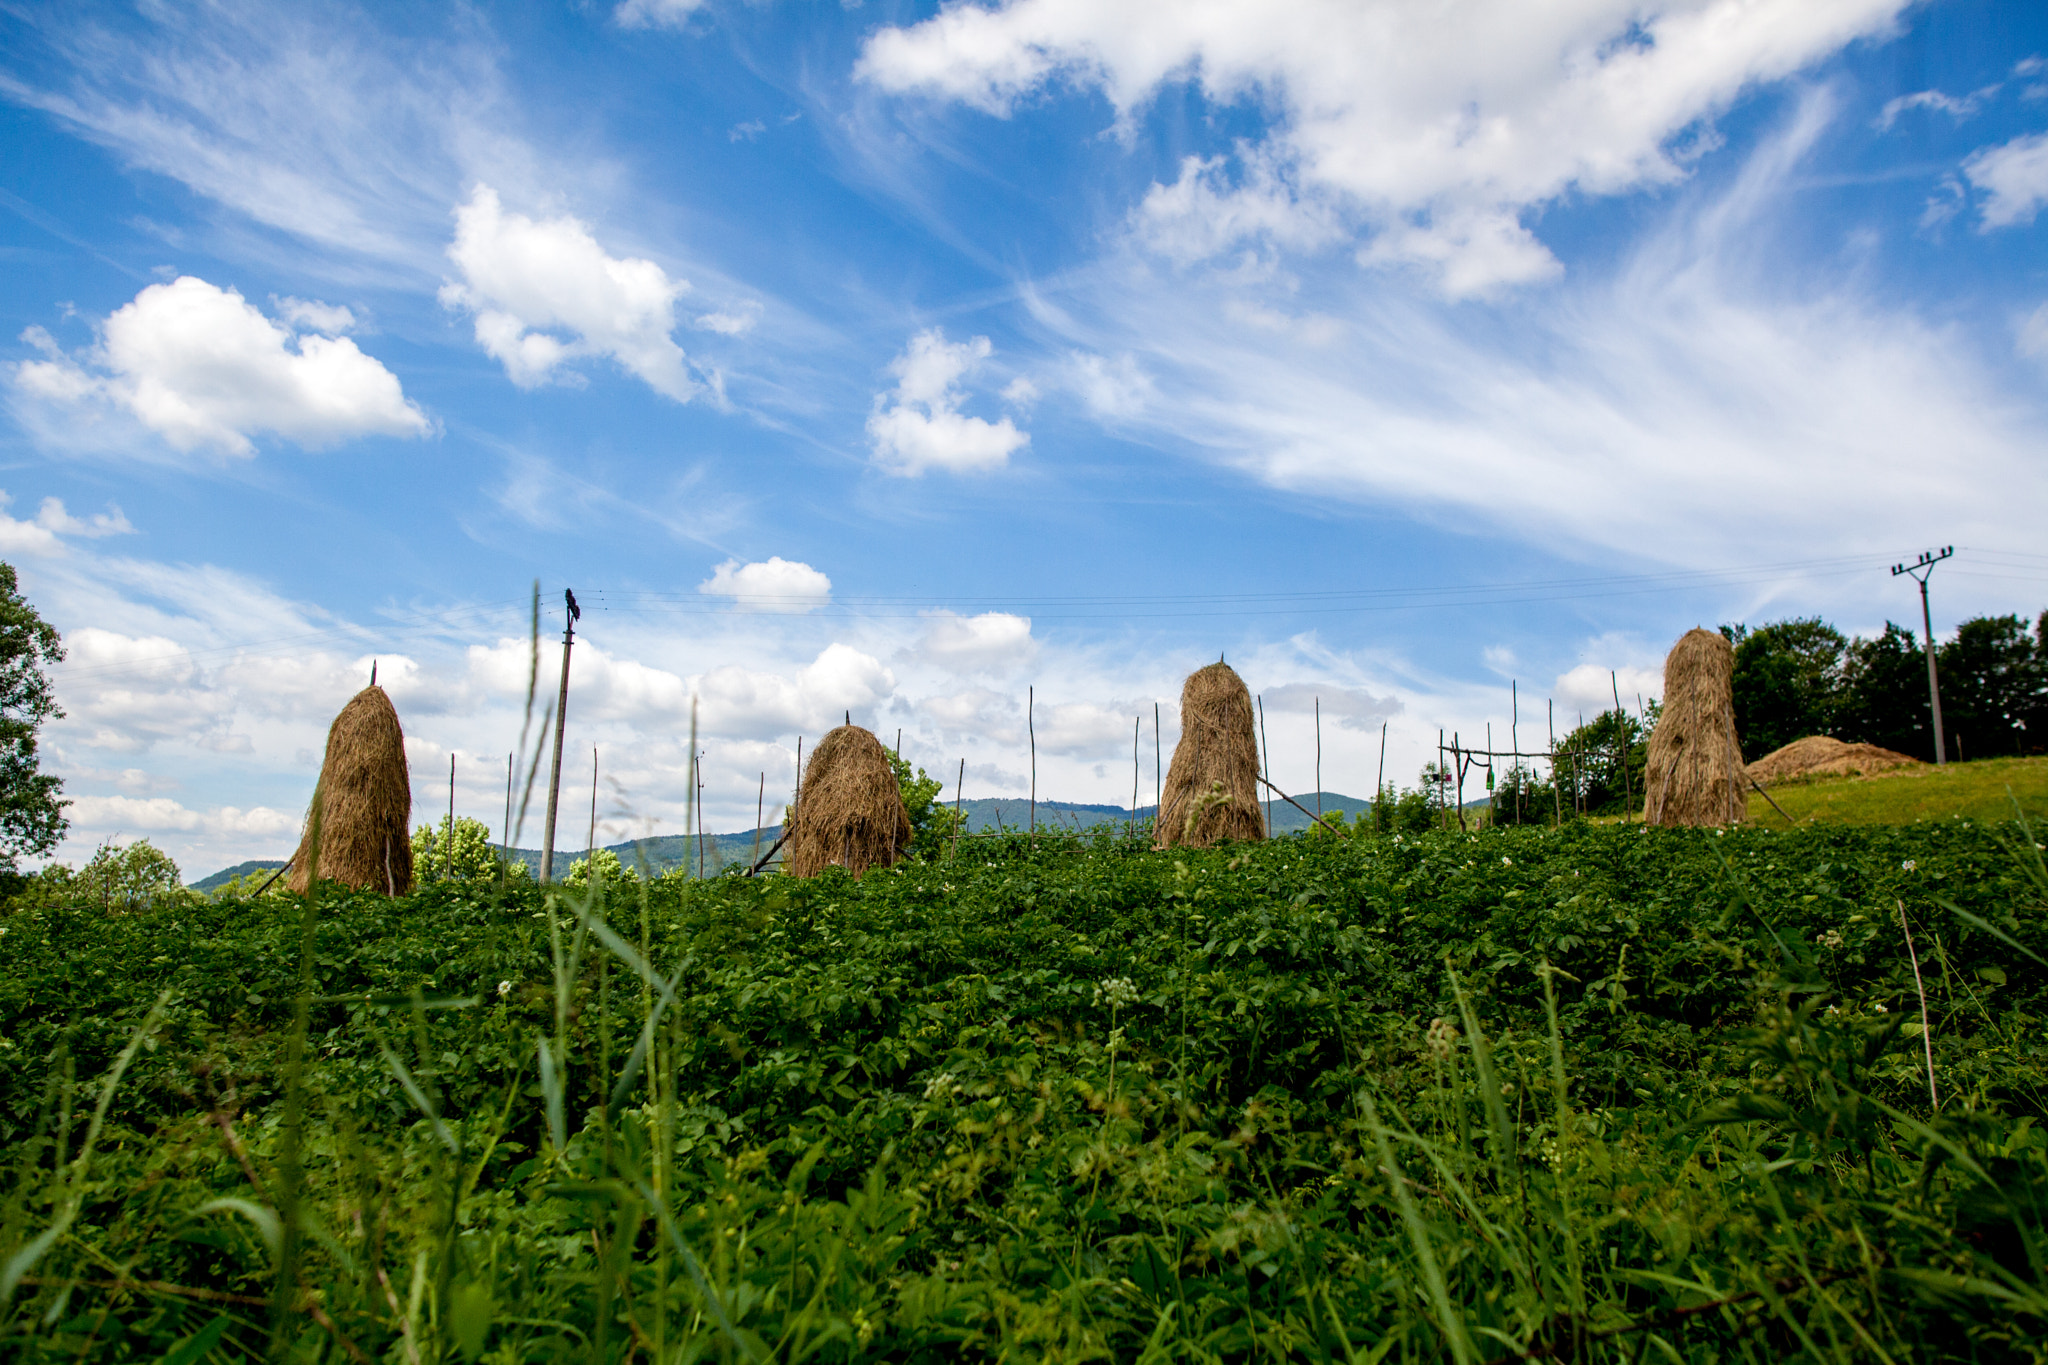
[1642,628,1747,827]
[1747,736,1922,786]
[784,724,913,877]
[1154,662,1267,848]
[286,685,414,894]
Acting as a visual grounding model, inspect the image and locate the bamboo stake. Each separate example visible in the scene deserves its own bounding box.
[1256,694,1272,833]
[1314,697,1323,823]
[1028,684,1036,838]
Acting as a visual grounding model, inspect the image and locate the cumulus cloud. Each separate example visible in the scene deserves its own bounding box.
[439,185,698,399]
[1553,664,1664,717]
[272,297,356,333]
[697,644,896,738]
[1260,682,1402,730]
[11,278,430,456]
[698,557,833,612]
[914,611,1037,673]
[65,793,296,839]
[1964,130,2048,229]
[867,329,1029,475]
[857,0,1912,295]
[0,491,134,556]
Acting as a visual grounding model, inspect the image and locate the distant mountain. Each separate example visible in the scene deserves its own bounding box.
[192,790,1381,888]
[189,859,286,892]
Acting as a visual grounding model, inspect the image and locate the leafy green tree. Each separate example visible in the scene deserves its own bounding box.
[1934,613,2041,760]
[889,750,963,858]
[1723,618,1847,760]
[0,563,67,867]
[564,847,626,887]
[1555,708,1649,817]
[1837,622,1934,758]
[74,839,188,913]
[411,816,527,884]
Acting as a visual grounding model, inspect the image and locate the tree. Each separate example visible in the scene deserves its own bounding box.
[1723,618,1847,760]
[889,750,963,858]
[1838,622,1934,758]
[564,847,625,887]
[411,816,528,884]
[1937,614,2043,760]
[0,563,67,867]
[77,839,187,913]
[1555,708,1649,817]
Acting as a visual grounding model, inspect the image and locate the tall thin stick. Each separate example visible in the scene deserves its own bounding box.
[1256,694,1273,833]
[1512,681,1522,826]
[502,752,512,865]
[1131,716,1140,836]
[1028,684,1036,838]
[752,772,765,870]
[953,758,965,860]
[447,753,456,882]
[1154,702,1162,817]
[540,589,579,883]
[1377,719,1388,808]
[587,745,598,873]
[1549,700,1562,828]
[1898,900,1939,1111]
[1314,697,1322,822]
[1611,671,1633,822]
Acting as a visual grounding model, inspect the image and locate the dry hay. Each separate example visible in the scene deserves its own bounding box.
[1746,735,1923,787]
[1155,662,1267,849]
[287,685,414,894]
[785,724,913,877]
[1642,628,1747,828]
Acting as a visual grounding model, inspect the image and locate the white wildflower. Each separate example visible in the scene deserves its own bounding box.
[1424,1016,1459,1062]
[1818,930,1844,950]
[1901,860,1917,872]
[1872,1002,1888,1013]
[497,980,512,996]
[1094,977,1138,1010]
[1501,856,1513,867]
[923,1071,957,1100]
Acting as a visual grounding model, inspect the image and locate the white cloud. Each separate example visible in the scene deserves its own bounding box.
[867,329,1029,475]
[1876,86,1997,130]
[272,297,357,333]
[857,0,1912,295]
[1067,352,1154,418]
[65,793,297,840]
[2020,302,2048,363]
[698,557,833,612]
[697,644,896,738]
[1260,682,1402,730]
[914,611,1037,673]
[0,491,134,556]
[1963,130,2048,229]
[1554,663,1664,717]
[615,0,708,30]
[12,277,430,456]
[439,186,698,400]
[694,303,761,334]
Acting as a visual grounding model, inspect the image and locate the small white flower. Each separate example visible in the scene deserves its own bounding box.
[1901,860,1917,872]
[1872,1002,1888,1013]
[1094,977,1139,1010]
[1501,856,1513,866]
[497,980,512,996]
[1818,930,1844,950]
[1424,1016,1459,1062]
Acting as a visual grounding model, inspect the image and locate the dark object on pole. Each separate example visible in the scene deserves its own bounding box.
[539,589,579,882]
[1892,547,1954,765]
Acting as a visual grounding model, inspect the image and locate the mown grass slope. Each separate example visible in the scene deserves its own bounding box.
[3,819,2046,1361]
[1746,754,2048,827]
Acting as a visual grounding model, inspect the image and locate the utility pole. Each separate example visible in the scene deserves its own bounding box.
[539,588,580,883]
[1892,547,1955,765]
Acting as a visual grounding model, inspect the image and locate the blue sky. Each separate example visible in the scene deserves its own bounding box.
[2,0,2045,876]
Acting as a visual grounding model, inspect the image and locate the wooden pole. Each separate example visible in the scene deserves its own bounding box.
[539,589,579,883]
[447,752,456,882]
[587,745,599,874]
[1256,694,1272,833]
[1028,684,1036,838]
[1154,702,1162,817]
[1314,697,1322,823]
[1131,715,1139,836]
[1512,681,1522,826]
[501,751,512,869]
[1612,671,1633,821]
[1549,699,1562,828]
[752,772,766,870]
[953,757,965,859]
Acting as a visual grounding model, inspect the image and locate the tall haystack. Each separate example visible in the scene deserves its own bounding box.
[1155,662,1267,848]
[1642,628,1747,827]
[287,685,414,894]
[785,724,913,877]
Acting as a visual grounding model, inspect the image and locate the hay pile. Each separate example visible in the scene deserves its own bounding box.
[1642,628,1747,827]
[785,724,913,877]
[1747,736,1923,786]
[287,685,413,894]
[1155,662,1267,848]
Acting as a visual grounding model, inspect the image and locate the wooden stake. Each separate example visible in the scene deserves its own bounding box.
[1154,702,1162,818]
[752,772,765,871]
[1256,694,1272,833]
[1549,699,1562,828]
[447,752,456,882]
[1314,697,1322,823]
[953,757,965,860]
[1612,671,1633,821]
[1028,684,1036,838]
[1131,715,1140,836]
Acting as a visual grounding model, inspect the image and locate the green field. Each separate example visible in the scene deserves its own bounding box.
[4,820,2046,1361]
[1746,754,2048,828]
